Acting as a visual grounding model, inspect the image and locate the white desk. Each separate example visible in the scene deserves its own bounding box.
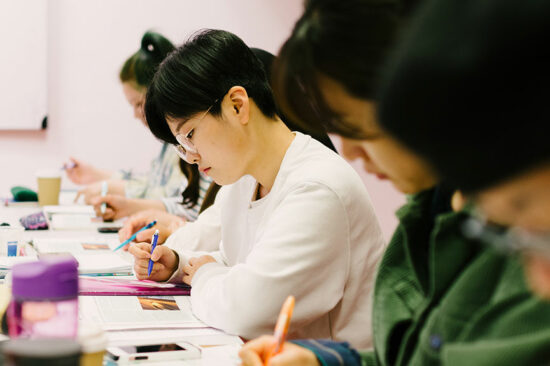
[0,197,242,365]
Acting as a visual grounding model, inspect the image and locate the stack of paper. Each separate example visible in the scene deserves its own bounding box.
[72,253,133,276]
[42,205,96,230]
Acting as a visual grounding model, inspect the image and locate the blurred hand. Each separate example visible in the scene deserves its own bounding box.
[239,336,320,366]
[64,157,112,185]
[118,209,185,250]
[91,194,136,221]
[128,242,179,281]
[182,255,216,285]
[75,181,103,204]
[75,180,126,204]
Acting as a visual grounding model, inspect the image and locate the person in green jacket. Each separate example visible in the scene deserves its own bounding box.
[377,0,550,303]
[239,0,550,365]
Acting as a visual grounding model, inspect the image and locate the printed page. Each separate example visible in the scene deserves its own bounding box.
[80,296,206,330]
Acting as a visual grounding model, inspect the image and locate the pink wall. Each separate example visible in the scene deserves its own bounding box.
[0,0,404,240]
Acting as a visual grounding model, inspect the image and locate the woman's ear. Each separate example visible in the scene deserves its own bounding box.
[226,86,249,125]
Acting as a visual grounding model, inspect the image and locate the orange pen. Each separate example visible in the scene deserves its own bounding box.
[264,295,295,366]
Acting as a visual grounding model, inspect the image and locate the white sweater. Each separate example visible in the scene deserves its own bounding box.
[164,132,385,349]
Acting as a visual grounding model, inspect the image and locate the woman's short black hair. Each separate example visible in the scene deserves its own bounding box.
[378,0,550,193]
[145,29,278,145]
[273,0,417,139]
[120,31,175,88]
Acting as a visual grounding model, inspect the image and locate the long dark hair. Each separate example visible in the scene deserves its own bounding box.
[120,31,202,209]
[273,0,417,139]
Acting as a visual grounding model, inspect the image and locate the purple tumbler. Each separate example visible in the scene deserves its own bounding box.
[8,255,79,339]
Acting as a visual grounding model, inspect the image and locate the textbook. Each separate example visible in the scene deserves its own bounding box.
[79,277,191,296]
[79,295,206,331]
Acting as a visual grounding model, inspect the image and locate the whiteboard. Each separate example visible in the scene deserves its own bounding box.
[0,0,47,130]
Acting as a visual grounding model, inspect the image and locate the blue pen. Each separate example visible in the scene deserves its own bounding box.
[100,181,108,215]
[112,220,157,251]
[147,230,160,277]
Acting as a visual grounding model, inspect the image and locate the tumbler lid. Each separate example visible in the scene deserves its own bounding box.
[2,338,81,359]
[12,255,78,299]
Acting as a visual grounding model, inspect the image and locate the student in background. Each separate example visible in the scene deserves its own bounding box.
[128,29,385,347]
[66,31,212,222]
[377,0,550,301]
[239,0,550,365]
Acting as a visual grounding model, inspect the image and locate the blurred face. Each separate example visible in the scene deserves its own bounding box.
[166,88,250,185]
[475,166,550,298]
[122,82,146,126]
[317,75,437,194]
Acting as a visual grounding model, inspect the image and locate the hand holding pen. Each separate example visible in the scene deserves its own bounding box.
[147,230,160,277]
[238,296,318,366]
[128,232,180,282]
[118,210,185,247]
[264,296,295,365]
[113,220,157,251]
[100,181,108,215]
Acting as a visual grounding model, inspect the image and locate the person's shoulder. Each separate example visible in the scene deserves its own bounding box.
[281,133,365,193]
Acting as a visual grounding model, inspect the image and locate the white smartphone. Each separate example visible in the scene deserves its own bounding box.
[106,341,201,363]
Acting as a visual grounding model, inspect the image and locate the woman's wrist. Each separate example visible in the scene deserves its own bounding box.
[168,217,186,236]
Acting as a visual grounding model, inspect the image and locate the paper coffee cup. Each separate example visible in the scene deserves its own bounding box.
[78,321,108,366]
[36,170,62,206]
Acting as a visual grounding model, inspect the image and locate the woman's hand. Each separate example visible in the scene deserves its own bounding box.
[182,255,217,284]
[128,242,179,281]
[239,336,320,366]
[65,157,112,185]
[91,195,137,221]
[75,180,126,204]
[117,209,185,250]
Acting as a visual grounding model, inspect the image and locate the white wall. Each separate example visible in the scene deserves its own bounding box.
[0,0,404,239]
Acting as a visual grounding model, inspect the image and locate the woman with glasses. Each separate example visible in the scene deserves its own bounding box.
[239,0,550,365]
[126,28,385,346]
[66,31,212,222]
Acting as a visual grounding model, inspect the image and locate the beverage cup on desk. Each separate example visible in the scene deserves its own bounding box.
[78,321,108,366]
[0,226,24,257]
[36,170,62,206]
[8,255,79,339]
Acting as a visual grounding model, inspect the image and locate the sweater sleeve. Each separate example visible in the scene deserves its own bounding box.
[164,195,223,253]
[291,339,363,366]
[187,182,354,339]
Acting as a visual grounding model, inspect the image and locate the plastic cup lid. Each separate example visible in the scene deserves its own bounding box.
[2,338,81,358]
[78,321,108,353]
[35,169,61,178]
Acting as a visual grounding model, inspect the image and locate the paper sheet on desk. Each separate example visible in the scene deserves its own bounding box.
[33,237,117,254]
[79,295,206,330]
[72,253,132,275]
